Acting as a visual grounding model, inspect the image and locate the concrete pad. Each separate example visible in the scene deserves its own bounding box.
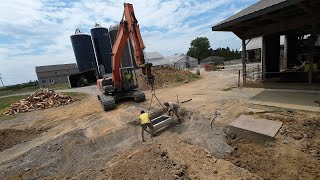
[229,115,283,137]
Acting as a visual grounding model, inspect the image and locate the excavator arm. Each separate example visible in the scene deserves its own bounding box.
[112,3,153,90]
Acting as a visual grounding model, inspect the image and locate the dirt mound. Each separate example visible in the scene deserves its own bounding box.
[0,128,47,151]
[4,89,78,115]
[225,110,320,179]
[137,66,200,90]
[106,145,189,179]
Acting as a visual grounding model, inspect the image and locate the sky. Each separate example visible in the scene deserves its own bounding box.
[0,0,258,85]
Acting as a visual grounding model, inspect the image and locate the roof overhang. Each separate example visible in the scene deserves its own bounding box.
[212,0,320,39]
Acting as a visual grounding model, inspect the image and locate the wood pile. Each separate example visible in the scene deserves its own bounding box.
[4,89,77,115]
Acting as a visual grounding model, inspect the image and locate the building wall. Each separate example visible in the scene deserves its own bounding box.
[173,57,198,69]
[37,68,79,87]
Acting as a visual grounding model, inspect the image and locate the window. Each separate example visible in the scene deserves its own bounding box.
[41,79,47,84]
[48,78,55,84]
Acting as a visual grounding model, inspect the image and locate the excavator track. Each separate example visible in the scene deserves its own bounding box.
[98,94,116,111]
[133,90,146,103]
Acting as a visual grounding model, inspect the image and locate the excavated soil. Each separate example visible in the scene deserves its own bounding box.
[0,128,47,151]
[137,66,200,90]
[225,108,320,180]
[0,70,319,179]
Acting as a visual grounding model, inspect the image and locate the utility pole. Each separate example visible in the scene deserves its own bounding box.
[0,73,4,87]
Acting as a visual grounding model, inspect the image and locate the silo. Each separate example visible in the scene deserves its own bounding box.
[70,30,97,72]
[91,24,112,74]
[109,25,138,68]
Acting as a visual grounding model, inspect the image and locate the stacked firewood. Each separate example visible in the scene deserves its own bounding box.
[4,89,77,115]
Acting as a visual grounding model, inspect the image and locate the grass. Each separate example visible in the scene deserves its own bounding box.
[0,95,28,120]
[0,83,70,97]
[0,92,87,120]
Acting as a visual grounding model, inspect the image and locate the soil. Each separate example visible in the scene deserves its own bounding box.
[225,107,320,180]
[0,128,47,151]
[137,66,200,90]
[0,69,319,179]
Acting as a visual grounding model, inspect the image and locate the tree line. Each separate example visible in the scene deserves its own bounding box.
[186,37,241,62]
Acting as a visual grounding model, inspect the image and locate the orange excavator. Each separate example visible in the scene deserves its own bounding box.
[97,3,154,111]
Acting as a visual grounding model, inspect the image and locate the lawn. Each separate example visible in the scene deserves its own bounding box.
[0,83,70,97]
[0,92,87,120]
[0,95,28,120]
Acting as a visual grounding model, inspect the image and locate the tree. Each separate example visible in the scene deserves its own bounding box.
[187,37,212,61]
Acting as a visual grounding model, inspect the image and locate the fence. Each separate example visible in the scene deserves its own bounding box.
[245,64,320,84]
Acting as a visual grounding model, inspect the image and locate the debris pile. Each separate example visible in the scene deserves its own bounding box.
[4,89,77,115]
[137,66,200,90]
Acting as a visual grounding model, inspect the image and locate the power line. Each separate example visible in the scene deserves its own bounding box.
[0,73,5,87]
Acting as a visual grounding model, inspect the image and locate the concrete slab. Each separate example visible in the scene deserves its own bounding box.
[229,115,283,137]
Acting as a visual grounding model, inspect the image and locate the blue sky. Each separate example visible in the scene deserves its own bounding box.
[0,0,257,85]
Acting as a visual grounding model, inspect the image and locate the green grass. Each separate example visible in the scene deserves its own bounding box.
[0,95,28,120]
[47,83,70,90]
[0,83,70,97]
[0,92,87,120]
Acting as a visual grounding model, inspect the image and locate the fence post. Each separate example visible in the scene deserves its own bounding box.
[253,67,255,79]
[257,64,260,79]
[238,70,241,87]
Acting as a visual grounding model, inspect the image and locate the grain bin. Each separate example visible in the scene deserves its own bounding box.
[70,29,97,72]
[91,24,112,74]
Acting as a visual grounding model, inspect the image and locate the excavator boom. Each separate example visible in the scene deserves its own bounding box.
[112,3,153,90]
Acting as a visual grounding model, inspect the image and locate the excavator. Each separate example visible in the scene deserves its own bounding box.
[97,3,154,111]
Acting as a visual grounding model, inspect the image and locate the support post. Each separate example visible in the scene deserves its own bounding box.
[242,39,247,84]
[238,70,241,87]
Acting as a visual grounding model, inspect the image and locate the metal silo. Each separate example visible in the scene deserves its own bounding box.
[91,24,112,74]
[70,29,97,72]
[109,25,138,68]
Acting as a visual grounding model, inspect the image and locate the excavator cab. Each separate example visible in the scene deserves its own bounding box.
[120,67,138,91]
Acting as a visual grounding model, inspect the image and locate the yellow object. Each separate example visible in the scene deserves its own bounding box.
[125,72,132,80]
[304,64,311,72]
[139,113,151,124]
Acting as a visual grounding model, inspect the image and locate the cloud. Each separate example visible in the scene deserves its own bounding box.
[0,0,257,85]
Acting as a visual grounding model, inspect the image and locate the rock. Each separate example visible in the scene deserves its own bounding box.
[206,153,212,158]
[160,151,167,157]
[24,167,30,172]
[265,142,275,147]
[213,170,218,174]
[176,170,184,177]
[226,132,237,140]
[293,133,303,140]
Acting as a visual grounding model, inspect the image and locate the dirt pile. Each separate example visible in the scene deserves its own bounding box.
[0,128,47,151]
[3,89,78,115]
[137,66,200,90]
[225,109,320,179]
[104,134,259,180]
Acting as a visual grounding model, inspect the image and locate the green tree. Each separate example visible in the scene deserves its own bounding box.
[187,37,212,61]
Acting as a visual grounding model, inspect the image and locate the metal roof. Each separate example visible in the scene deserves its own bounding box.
[145,51,164,60]
[212,0,304,31]
[36,63,78,73]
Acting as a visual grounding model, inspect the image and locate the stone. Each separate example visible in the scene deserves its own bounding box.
[24,167,30,172]
[293,133,303,140]
[160,151,167,157]
[213,170,218,174]
[206,153,212,158]
[265,142,275,147]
